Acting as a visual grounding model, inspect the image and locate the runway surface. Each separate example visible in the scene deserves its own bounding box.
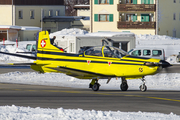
[0,83,180,115]
[0,66,180,115]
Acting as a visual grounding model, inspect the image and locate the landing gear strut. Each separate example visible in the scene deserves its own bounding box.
[89,79,100,91]
[120,77,128,91]
[139,77,147,92]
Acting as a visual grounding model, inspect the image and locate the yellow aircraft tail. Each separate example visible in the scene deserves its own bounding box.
[36,31,64,53]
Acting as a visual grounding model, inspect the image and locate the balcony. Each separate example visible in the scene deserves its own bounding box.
[117,21,156,29]
[117,4,156,11]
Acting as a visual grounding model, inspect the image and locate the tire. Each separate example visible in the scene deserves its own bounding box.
[92,83,100,91]
[120,83,128,91]
[140,85,147,92]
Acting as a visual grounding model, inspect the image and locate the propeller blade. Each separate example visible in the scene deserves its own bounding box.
[159,64,180,73]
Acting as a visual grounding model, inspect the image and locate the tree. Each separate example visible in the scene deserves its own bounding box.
[64,0,89,16]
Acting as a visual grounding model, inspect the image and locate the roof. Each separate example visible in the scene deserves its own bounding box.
[0,25,41,31]
[43,16,87,22]
[74,5,90,9]
[0,0,64,5]
[0,25,21,30]
[21,26,41,31]
[85,32,135,37]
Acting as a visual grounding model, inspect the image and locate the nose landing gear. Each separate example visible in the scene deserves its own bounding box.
[139,77,147,92]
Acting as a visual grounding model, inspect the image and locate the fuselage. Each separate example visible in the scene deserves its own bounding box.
[31,51,160,79]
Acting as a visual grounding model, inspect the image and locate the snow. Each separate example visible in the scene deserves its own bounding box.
[136,34,180,58]
[86,31,135,37]
[21,26,41,31]
[0,25,41,31]
[0,105,179,120]
[1,28,180,119]
[49,28,89,38]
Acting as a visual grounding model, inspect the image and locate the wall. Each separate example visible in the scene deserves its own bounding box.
[15,5,65,27]
[158,0,180,38]
[0,5,12,25]
[91,0,156,35]
[77,9,91,16]
[18,30,38,41]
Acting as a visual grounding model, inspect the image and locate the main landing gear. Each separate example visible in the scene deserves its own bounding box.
[120,77,147,92]
[89,79,100,91]
[89,77,147,92]
[120,77,128,91]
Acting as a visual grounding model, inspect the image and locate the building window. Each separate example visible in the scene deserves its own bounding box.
[94,14,113,22]
[70,43,75,52]
[126,0,137,4]
[18,10,23,19]
[126,14,137,22]
[99,0,109,4]
[49,10,53,17]
[56,10,60,16]
[141,14,150,22]
[173,13,176,20]
[173,29,176,37]
[99,14,109,21]
[141,0,154,4]
[94,0,113,4]
[30,10,34,19]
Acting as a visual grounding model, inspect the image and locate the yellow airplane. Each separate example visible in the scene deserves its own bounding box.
[0,31,171,92]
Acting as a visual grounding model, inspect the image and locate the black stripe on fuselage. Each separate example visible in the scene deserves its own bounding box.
[37,57,143,66]
[37,51,79,57]
[37,51,150,65]
[37,50,151,63]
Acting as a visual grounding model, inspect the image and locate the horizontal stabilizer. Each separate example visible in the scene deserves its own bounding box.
[0,51,36,60]
[8,63,36,65]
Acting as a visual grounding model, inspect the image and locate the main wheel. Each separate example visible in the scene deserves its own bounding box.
[92,83,100,91]
[120,83,128,91]
[139,85,147,92]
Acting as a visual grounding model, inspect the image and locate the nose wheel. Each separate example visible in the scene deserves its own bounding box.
[139,77,147,92]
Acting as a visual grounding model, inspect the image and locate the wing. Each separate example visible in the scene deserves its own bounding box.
[48,66,116,79]
[0,51,36,60]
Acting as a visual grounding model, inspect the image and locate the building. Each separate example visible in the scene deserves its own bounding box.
[0,0,65,40]
[72,5,90,31]
[53,32,135,53]
[90,0,180,38]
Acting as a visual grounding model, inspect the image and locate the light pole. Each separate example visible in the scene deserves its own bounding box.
[12,0,13,25]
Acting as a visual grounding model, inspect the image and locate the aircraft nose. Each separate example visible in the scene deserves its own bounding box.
[159,60,171,68]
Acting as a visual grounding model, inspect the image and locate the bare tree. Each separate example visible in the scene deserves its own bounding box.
[64,0,89,16]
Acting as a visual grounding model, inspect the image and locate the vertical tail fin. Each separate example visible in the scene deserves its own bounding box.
[36,31,64,59]
[37,31,62,52]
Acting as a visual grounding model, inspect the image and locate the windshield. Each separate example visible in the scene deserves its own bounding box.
[103,46,128,58]
[84,46,128,58]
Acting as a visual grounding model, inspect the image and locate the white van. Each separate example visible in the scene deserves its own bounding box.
[128,48,165,60]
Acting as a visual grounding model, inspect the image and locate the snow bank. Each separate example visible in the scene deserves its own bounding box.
[49,28,89,38]
[1,72,180,91]
[0,105,179,120]
[0,41,35,63]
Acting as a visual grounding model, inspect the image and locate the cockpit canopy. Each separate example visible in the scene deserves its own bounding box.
[84,46,128,58]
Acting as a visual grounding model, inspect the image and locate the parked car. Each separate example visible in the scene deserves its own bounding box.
[26,44,36,52]
[128,47,165,60]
